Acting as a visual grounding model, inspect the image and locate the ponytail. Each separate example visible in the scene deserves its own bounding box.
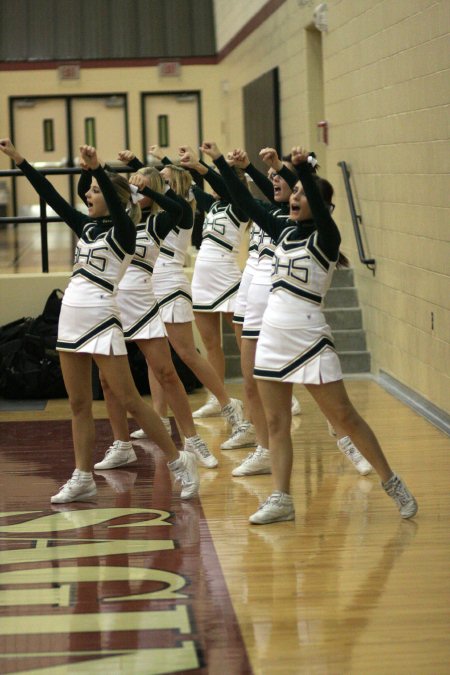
[337,251,350,268]
[127,202,142,225]
[137,167,164,215]
[106,171,141,224]
[166,164,197,215]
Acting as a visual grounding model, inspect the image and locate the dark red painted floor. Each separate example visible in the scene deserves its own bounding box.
[0,419,252,674]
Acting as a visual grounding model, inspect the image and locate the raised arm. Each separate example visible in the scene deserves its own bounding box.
[77,155,93,206]
[118,150,145,172]
[200,141,284,241]
[147,145,172,167]
[179,146,219,212]
[128,173,183,242]
[78,153,117,205]
[232,148,276,202]
[179,146,227,200]
[0,137,87,237]
[236,147,297,203]
[80,145,136,255]
[165,187,194,230]
[291,146,340,259]
[128,172,180,218]
[180,145,247,220]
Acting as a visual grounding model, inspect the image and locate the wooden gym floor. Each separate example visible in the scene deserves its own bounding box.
[0,380,449,674]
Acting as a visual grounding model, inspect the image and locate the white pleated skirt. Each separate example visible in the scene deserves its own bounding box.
[242,281,271,339]
[192,256,241,313]
[152,269,194,324]
[117,289,167,341]
[56,303,127,355]
[233,267,255,324]
[254,316,342,384]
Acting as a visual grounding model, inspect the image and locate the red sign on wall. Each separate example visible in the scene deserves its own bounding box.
[158,61,181,77]
[58,64,81,80]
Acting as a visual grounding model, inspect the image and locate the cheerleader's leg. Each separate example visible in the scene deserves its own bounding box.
[59,351,95,472]
[257,379,293,494]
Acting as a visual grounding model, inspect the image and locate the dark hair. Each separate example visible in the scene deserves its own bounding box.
[105,171,141,224]
[313,175,332,203]
[313,175,349,268]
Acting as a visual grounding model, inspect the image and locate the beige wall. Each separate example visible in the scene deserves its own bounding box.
[1,0,449,413]
[213,0,450,413]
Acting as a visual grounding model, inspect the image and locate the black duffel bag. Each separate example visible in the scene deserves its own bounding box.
[0,334,67,399]
[0,289,66,399]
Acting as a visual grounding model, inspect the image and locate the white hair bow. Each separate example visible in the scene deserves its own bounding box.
[129,183,145,204]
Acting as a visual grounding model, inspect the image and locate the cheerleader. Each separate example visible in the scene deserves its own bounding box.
[222,147,300,463]
[216,146,371,477]
[179,147,257,433]
[0,139,199,502]
[120,148,244,438]
[190,152,247,373]
[76,165,218,470]
[204,140,418,525]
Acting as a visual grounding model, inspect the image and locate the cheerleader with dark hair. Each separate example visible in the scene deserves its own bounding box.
[201,140,418,525]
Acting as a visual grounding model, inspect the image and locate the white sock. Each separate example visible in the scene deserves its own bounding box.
[116,440,132,449]
[75,469,93,480]
[167,453,182,469]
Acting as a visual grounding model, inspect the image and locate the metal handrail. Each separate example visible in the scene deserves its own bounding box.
[0,165,134,273]
[337,161,375,274]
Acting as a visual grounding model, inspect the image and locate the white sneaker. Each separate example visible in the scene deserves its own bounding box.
[221,398,244,430]
[291,395,301,416]
[130,417,172,439]
[232,446,271,476]
[51,470,97,504]
[249,491,295,525]
[192,394,222,418]
[130,428,147,439]
[168,450,200,499]
[184,435,218,468]
[221,422,257,450]
[337,436,372,475]
[94,441,137,470]
[383,474,418,519]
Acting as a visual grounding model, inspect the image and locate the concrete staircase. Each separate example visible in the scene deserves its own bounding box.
[324,267,370,374]
[223,267,370,377]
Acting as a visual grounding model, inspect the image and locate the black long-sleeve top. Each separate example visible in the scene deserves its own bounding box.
[138,185,182,239]
[213,155,341,262]
[113,157,195,232]
[78,159,192,238]
[19,159,136,254]
[190,161,248,223]
[245,161,297,203]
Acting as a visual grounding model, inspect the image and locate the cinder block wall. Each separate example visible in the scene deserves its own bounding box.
[212,0,449,413]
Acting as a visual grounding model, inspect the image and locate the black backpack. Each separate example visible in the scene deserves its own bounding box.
[0,289,67,399]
